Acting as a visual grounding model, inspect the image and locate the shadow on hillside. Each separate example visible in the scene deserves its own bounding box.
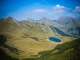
[0,35,20,60]
[0,35,22,54]
[50,26,72,37]
[0,49,19,60]
[0,35,7,44]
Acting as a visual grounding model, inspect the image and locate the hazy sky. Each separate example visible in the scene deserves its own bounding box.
[0,0,80,20]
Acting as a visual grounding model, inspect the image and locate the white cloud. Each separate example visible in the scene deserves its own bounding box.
[67,13,80,19]
[46,4,72,19]
[33,9,46,13]
[53,4,65,10]
[73,6,80,12]
[70,6,80,19]
[67,13,76,18]
[53,9,65,13]
[52,4,67,14]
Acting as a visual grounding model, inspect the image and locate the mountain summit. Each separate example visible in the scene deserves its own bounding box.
[57,16,77,24]
[40,17,50,20]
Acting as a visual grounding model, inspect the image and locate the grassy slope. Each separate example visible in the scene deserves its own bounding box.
[25,38,80,60]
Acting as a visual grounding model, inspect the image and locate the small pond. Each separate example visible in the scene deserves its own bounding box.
[49,37,61,42]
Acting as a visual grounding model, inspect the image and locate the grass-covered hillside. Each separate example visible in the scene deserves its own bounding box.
[25,38,80,60]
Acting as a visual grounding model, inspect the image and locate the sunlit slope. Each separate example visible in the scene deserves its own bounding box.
[26,38,80,60]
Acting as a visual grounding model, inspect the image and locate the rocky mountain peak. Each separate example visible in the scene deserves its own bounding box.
[57,16,76,24]
[40,17,49,20]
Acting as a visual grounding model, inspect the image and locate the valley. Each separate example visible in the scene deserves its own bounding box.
[0,16,80,60]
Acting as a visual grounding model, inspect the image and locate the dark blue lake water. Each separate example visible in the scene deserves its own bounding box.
[49,37,61,42]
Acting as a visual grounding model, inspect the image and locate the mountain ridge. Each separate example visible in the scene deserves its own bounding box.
[0,16,80,38]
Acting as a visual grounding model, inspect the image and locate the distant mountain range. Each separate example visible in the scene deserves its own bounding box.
[0,16,80,38]
[25,16,80,38]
